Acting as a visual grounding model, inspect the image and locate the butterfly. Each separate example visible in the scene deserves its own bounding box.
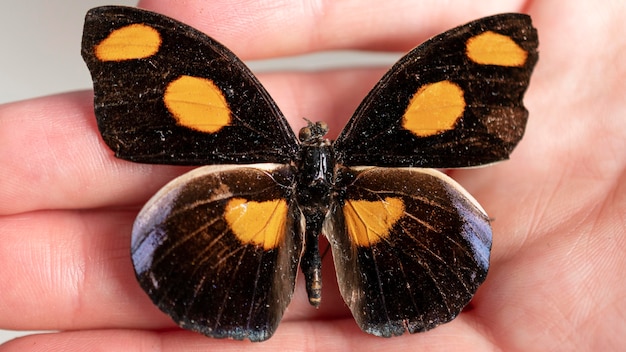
[82,6,538,341]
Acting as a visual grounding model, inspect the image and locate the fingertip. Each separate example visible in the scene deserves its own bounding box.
[136,0,528,58]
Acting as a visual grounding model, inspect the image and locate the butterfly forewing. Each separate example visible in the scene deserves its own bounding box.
[82,6,298,165]
[333,13,538,168]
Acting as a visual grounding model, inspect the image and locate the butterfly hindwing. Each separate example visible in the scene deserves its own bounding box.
[333,13,538,168]
[81,6,298,165]
[131,165,302,341]
[325,167,491,336]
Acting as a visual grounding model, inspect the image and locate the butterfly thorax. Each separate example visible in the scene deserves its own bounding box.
[296,120,333,212]
[296,120,334,306]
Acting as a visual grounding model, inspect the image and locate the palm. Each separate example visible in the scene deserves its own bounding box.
[1,0,624,351]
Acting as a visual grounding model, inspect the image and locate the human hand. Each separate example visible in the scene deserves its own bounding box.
[1,0,624,350]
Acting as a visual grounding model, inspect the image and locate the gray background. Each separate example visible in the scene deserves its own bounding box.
[1,0,137,104]
[0,0,398,345]
[0,0,397,104]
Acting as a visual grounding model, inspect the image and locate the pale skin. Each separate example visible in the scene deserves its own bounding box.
[1,0,625,350]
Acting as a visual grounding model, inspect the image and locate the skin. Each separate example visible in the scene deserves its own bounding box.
[1,0,625,350]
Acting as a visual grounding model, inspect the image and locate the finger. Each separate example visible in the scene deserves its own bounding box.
[0,92,190,215]
[0,64,387,214]
[462,0,626,254]
[4,2,534,214]
[0,319,492,351]
[137,0,528,57]
[0,210,347,331]
[0,209,158,331]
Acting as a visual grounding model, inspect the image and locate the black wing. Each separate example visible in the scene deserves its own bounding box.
[326,167,491,336]
[333,14,538,167]
[131,164,302,341]
[82,6,298,165]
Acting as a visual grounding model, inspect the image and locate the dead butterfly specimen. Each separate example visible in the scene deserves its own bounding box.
[82,6,538,341]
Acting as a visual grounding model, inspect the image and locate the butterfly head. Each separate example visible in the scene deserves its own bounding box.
[298,119,329,145]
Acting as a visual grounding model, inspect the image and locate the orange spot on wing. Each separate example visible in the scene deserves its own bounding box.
[224,198,288,250]
[466,31,528,67]
[343,197,405,247]
[402,81,465,137]
[95,23,161,61]
[164,75,231,133]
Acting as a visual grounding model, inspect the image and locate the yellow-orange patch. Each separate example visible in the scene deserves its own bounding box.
[402,81,465,137]
[95,23,161,61]
[224,198,288,250]
[466,31,527,67]
[343,197,405,247]
[164,75,231,133]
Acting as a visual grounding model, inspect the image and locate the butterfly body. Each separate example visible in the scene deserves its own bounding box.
[82,6,538,341]
[294,122,334,306]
